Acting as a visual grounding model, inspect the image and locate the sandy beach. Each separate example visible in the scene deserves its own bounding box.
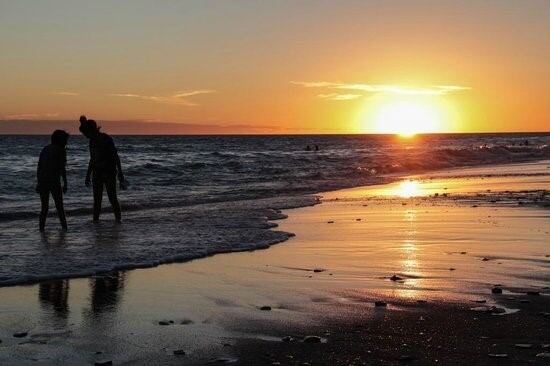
[0,161,549,365]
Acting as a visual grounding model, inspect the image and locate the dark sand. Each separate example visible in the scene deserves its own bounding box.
[223,293,549,365]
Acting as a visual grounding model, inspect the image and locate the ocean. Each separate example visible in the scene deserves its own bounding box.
[1,133,549,285]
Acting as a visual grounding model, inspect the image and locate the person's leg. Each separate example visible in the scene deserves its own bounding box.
[92,176,104,222]
[39,189,50,231]
[105,176,121,222]
[51,185,68,230]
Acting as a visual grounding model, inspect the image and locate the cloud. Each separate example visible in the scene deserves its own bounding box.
[291,81,470,98]
[317,93,362,101]
[109,90,215,106]
[53,91,79,96]
[5,113,59,120]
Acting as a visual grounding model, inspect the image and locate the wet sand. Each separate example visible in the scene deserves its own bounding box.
[0,161,549,365]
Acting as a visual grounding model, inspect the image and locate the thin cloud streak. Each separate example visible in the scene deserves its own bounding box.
[291,81,471,97]
[4,113,60,120]
[317,93,362,101]
[110,90,216,106]
[53,91,79,96]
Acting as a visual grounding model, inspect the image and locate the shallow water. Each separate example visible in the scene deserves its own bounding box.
[1,134,550,284]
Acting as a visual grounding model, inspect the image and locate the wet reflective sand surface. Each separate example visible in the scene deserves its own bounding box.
[0,162,548,365]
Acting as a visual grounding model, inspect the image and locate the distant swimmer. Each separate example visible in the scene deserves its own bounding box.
[306,145,311,151]
[79,115,126,223]
[36,130,69,231]
[315,144,319,151]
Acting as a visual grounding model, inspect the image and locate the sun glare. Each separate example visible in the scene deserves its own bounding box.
[360,97,448,136]
[398,180,420,198]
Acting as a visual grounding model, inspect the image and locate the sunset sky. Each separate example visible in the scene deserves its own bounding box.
[1,0,549,134]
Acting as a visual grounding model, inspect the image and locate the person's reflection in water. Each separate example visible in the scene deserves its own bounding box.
[39,280,70,319]
[89,271,126,316]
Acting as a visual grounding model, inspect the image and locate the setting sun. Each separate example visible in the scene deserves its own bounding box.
[368,98,445,136]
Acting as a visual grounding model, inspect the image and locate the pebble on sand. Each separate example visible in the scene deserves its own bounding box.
[526,291,540,296]
[327,221,334,224]
[13,332,28,338]
[514,344,532,349]
[260,306,272,311]
[281,336,294,342]
[375,301,387,307]
[94,361,113,366]
[491,287,503,294]
[158,320,171,326]
[537,353,550,358]
[173,349,186,355]
[303,336,322,343]
[481,257,490,261]
[390,275,403,281]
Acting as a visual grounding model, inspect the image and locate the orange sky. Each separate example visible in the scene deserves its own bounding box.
[0,1,549,134]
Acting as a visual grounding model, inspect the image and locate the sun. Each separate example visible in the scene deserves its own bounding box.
[363,98,446,137]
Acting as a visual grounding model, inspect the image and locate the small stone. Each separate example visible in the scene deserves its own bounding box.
[13,332,28,338]
[396,355,415,362]
[327,221,334,224]
[375,301,387,307]
[390,275,403,281]
[356,218,362,221]
[303,335,322,343]
[488,354,507,358]
[474,299,487,303]
[536,353,550,358]
[460,251,467,254]
[514,344,532,349]
[94,361,113,366]
[416,300,427,304]
[491,287,502,294]
[281,336,294,342]
[173,349,186,355]
[313,268,325,273]
[260,306,272,311]
[449,268,456,271]
[158,321,171,326]
[526,291,540,296]
[482,258,490,261]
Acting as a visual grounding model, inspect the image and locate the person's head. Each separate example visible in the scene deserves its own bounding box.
[79,115,100,138]
[51,130,69,147]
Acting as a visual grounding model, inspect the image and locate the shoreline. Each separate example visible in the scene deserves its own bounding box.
[0,161,549,365]
[2,159,549,288]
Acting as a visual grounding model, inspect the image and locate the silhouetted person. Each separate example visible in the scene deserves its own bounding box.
[306,145,311,151]
[314,144,319,151]
[79,115,125,223]
[36,130,69,231]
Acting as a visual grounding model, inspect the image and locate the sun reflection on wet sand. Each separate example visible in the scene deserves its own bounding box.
[398,180,420,198]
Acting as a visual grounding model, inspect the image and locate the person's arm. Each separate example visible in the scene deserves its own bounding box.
[61,151,68,193]
[109,136,124,182]
[85,159,92,187]
[36,152,42,193]
[115,151,124,182]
